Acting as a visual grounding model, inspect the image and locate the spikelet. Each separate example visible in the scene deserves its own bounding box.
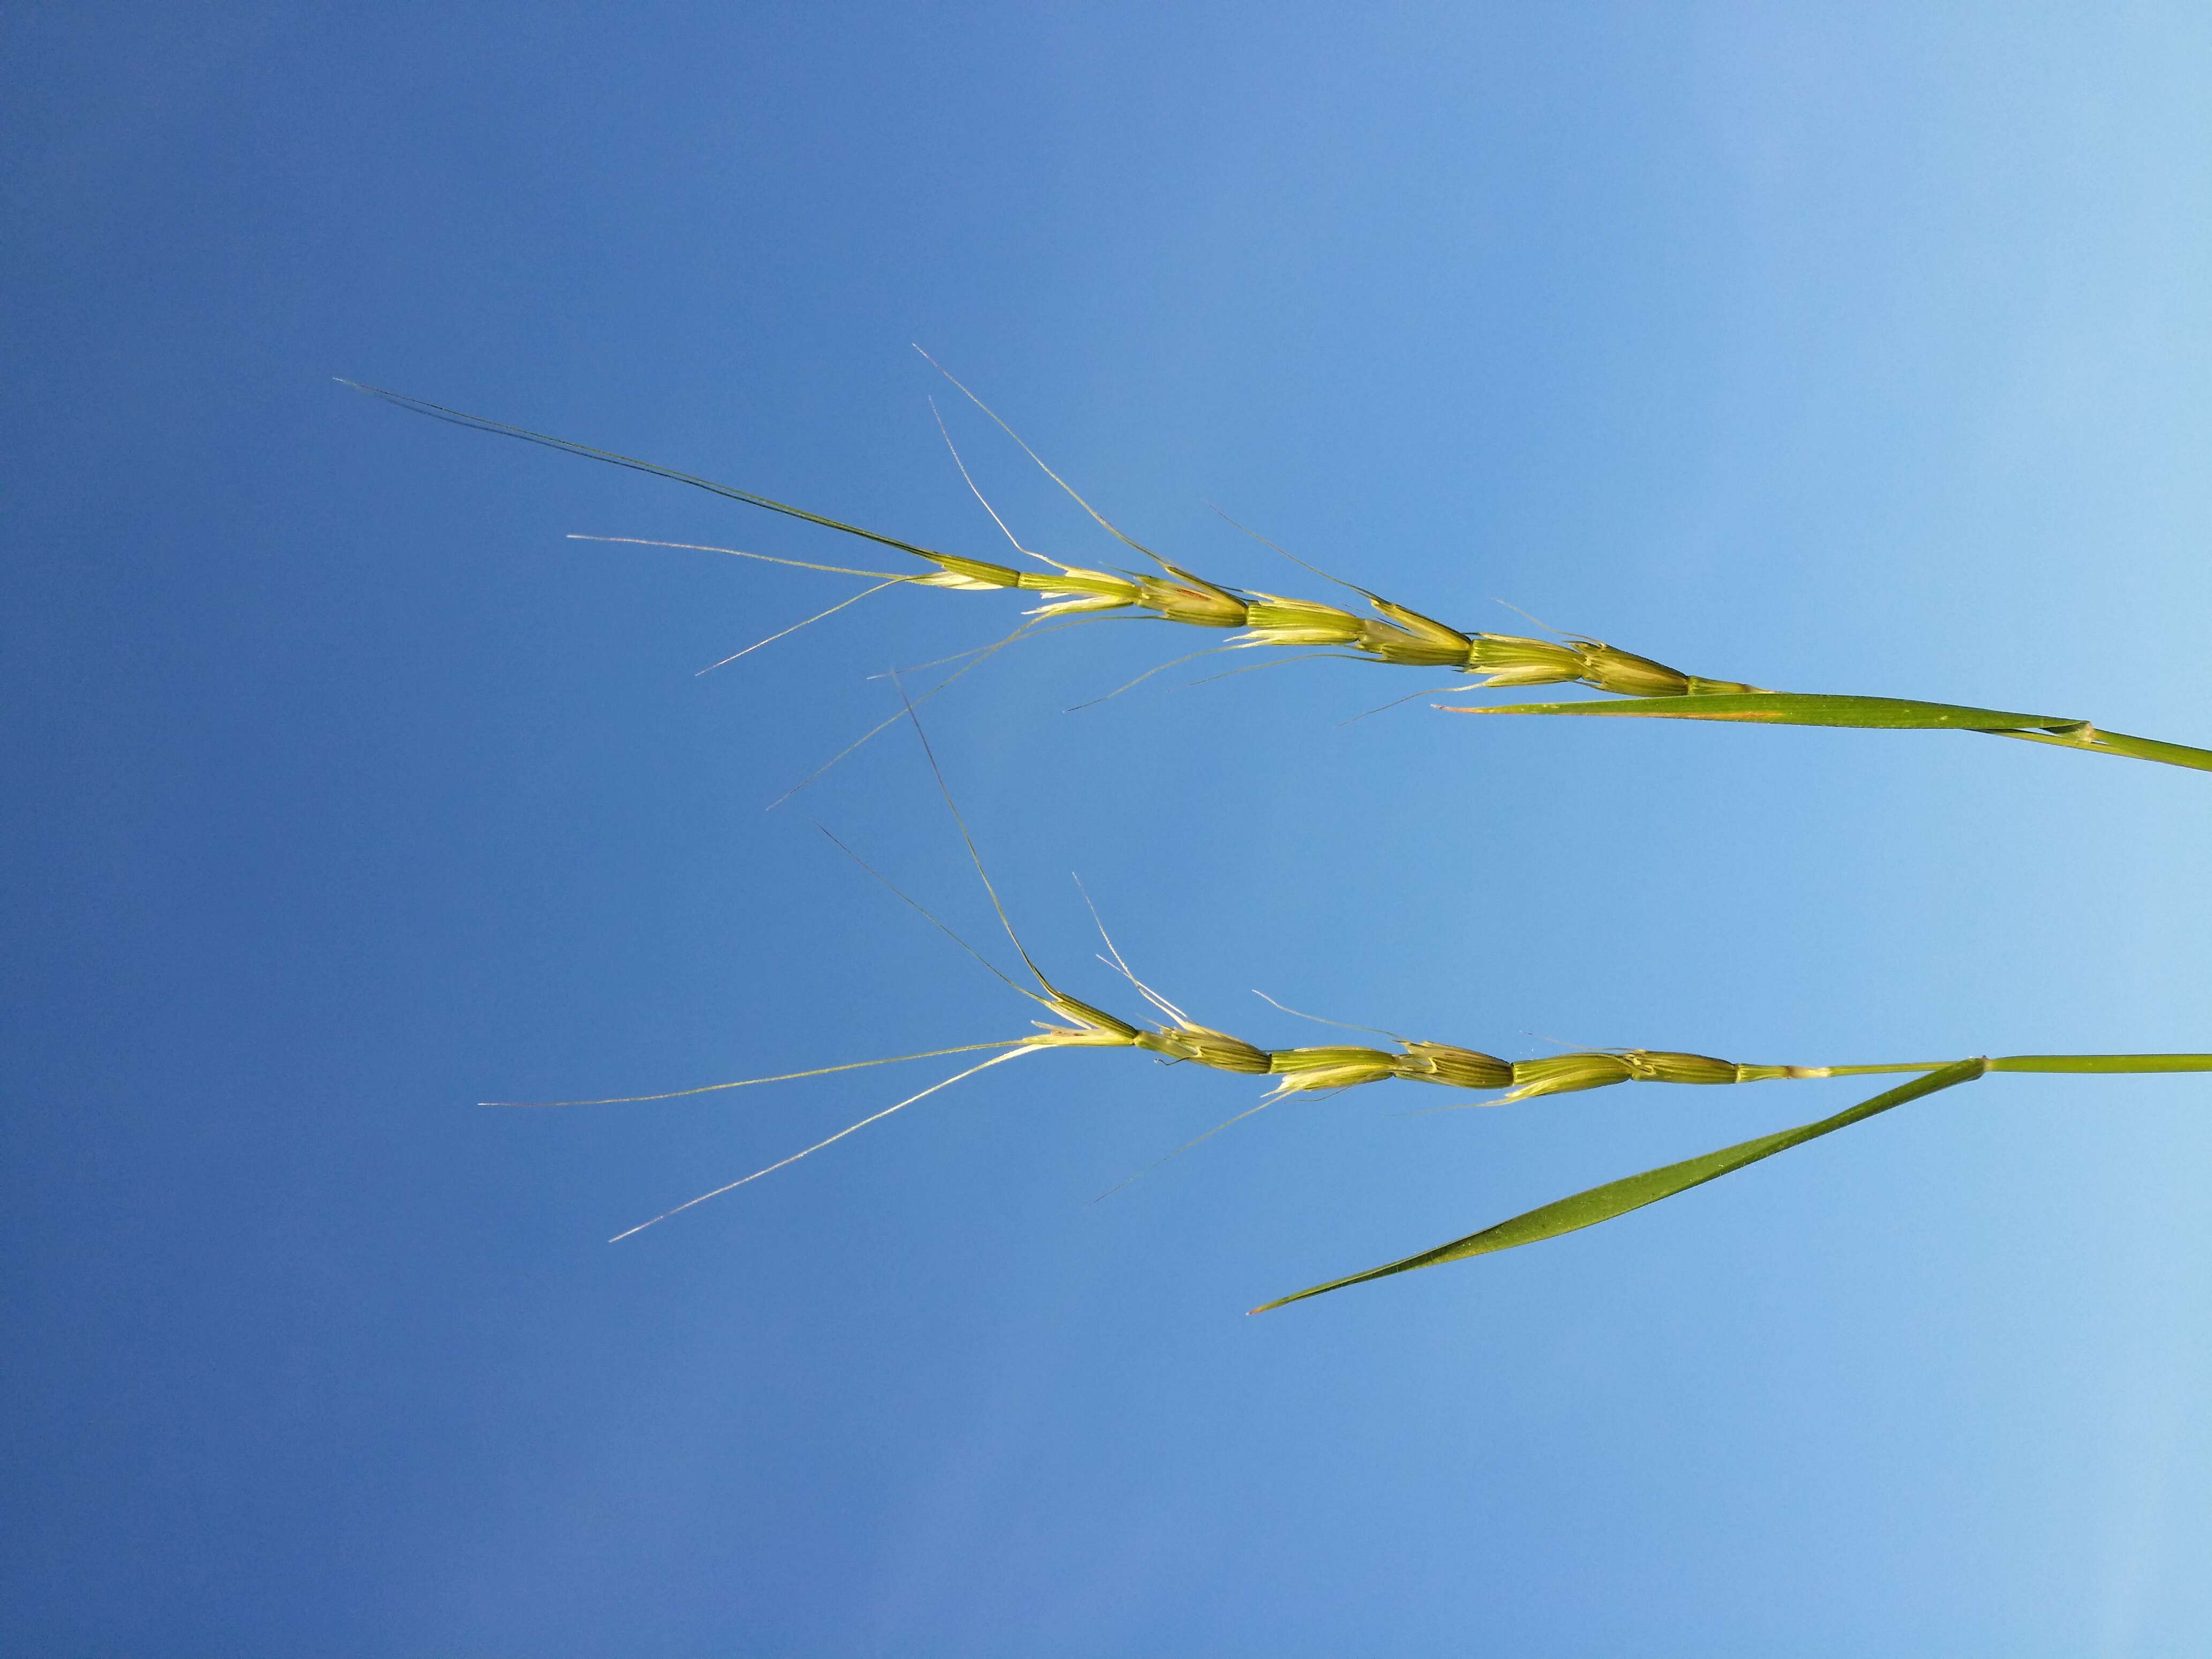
[1025,993,1143,1049]
[1261,1045,1402,1096]
[1135,1021,1273,1073]
[1235,595,1366,648]
[913,552,1025,591]
[1392,1042,1515,1090]
[1569,641,1760,698]
[1464,634,1590,687]
[1136,568,1251,629]
[1015,567,1142,616]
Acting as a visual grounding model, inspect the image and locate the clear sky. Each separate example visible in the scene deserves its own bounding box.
[6,3,2211,1653]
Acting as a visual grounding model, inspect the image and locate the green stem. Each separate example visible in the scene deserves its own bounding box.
[1988,1053,2212,1074]
[1820,1054,2212,1078]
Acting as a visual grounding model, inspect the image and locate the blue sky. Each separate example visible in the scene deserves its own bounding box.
[6,3,2211,1652]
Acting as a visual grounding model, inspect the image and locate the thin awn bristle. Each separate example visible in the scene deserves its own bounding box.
[1337,682,1467,727]
[565,534,911,581]
[342,379,951,563]
[1181,651,1350,692]
[913,345,1170,569]
[1072,875,1191,1028]
[608,1045,1041,1242]
[761,616,1044,810]
[1090,1095,1286,1204]
[816,825,1045,1008]
[480,1038,1030,1108]
[865,614,1112,679]
[696,578,910,676]
[1064,642,1241,712]
[926,397,1063,571]
[1249,990,1407,1043]
[893,681,1060,999]
[1205,503,1358,592]
[564,535,940,675]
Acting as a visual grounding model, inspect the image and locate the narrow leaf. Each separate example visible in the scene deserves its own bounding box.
[1452,692,2082,732]
[1253,1058,1990,1313]
[1990,727,2212,772]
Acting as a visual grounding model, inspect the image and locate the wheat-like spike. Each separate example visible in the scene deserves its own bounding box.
[350,376,2212,771]
[480,709,2210,1264]
[541,693,2035,1238]
[571,897,2211,1251]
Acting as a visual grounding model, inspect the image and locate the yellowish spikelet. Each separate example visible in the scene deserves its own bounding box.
[1358,597,1475,667]
[913,552,1026,590]
[1025,993,1144,1049]
[1499,1052,1639,1100]
[1464,634,1589,687]
[1570,642,1762,698]
[1262,1045,1402,1096]
[1015,567,1144,615]
[1392,1042,1515,1090]
[1138,569,1251,628]
[1135,1021,1274,1073]
[1235,595,1366,648]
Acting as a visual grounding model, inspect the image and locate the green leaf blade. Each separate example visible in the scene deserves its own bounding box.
[1252,1058,1991,1313]
[1991,728,2212,771]
[1458,691,2083,731]
[1453,692,2212,770]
